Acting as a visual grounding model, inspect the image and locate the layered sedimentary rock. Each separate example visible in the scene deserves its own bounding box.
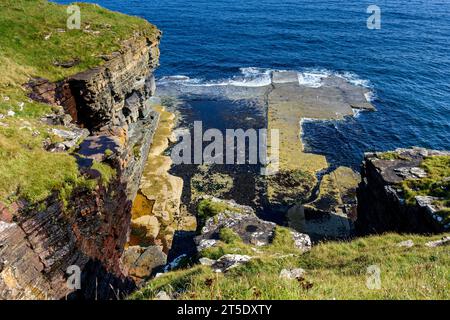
[356,148,450,234]
[0,30,161,300]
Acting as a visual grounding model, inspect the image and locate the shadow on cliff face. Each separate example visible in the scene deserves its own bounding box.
[167,230,197,262]
[66,260,136,300]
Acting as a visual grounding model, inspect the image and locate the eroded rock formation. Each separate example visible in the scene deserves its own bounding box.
[0,30,162,300]
[356,148,450,234]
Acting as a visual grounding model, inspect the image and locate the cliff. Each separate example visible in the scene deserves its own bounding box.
[356,148,450,234]
[0,0,161,299]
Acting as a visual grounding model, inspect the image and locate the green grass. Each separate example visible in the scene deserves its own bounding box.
[197,198,243,227]
[130,232,450,300]
[0,0,158,84]
[400,156,450,221]
[377,151,410,161]
[91,160,116,187]
[0,0,158,208]
[0,119,80,204]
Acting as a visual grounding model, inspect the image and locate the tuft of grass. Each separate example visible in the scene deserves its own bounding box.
[131,232,450,300]
[196,198,242,227]
[400,156,450,220]
[377,151,411,161]
[91,160,116,187]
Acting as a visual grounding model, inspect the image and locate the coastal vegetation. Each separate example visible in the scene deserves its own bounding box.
[400,155,450,222]
[0,0,157,208]
[131,232,449,300]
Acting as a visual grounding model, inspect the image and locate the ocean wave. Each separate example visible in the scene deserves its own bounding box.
[157,67,374,96]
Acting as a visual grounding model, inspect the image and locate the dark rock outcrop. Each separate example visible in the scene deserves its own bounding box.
[356,148,450,234]
[195,197,311,252]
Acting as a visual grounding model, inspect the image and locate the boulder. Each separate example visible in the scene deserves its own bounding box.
[154,290,171,300]
[199,257,216,266]
[122,246,167,279]
[356,148,450,234]
[195,198,311,252]
[131,215,160,239]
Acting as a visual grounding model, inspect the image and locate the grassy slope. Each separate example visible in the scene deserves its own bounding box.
[131,231,449,300]
[0,0,157,205]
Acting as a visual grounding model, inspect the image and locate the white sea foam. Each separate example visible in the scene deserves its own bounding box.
[352,108,363,118]
[364,91,375,102]
[336,71,371,88]
[297,70,331,88]
[157,68,374,97]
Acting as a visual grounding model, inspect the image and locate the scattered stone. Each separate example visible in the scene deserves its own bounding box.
[397,240,414,248]
[199,257,216,266]
[6,110,15,117]
[3,96,10,101]
[164,254,187,272]
[0,114,4,119]
[279,268,306,280]
[44,33,52,40]
[195,197,312,252]
[154,291,171,300]
[211,254,252,273]
[425,236,450,248]
[394,167,427,179]
[291,231,312,252]
[53,58,80,68]
[49,127,89,151]
[197,239,218,252]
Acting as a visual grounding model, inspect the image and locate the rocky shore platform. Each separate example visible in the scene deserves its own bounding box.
[156,70,375,242]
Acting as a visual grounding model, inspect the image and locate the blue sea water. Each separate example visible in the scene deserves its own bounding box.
[57,0,450,168]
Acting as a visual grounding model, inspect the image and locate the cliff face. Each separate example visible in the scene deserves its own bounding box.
[356,148,450,235]
[0,30,161,300]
